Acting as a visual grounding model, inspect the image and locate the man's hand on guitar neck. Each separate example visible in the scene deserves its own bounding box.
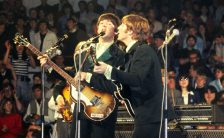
[37,54,50,69]
[74,72,87,85]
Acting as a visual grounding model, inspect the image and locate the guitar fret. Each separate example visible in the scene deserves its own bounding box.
[27,44,77,87]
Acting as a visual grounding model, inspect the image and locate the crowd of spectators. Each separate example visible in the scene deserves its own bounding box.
[0,0,224,137]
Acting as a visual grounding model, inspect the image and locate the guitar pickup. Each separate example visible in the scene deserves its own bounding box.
[90,96,102,106]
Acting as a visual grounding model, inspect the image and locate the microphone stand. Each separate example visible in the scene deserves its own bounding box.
[41,67,45,138]
[160,28,179,138]
[163,30,169,138]
[75,47,81,138]
[75,41,93,138]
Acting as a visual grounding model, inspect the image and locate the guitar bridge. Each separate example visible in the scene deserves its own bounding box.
[90,96,102,106]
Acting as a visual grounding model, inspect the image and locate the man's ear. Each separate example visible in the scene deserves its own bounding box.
[127,30,133,36]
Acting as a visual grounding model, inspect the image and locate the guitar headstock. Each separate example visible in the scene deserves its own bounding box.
[14,33,30,47]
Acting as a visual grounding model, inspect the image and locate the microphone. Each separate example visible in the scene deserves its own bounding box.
[167,18,177,34]
[168,18,176,25]
[45,34,68,57]
[55,34,68,46]
[159,29,179,49]
[79,32,105,50]
[88,32,105,42]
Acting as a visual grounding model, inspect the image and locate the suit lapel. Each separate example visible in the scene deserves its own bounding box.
[124,41,141,72]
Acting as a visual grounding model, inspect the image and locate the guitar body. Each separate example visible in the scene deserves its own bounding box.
[114,87,135,118]
[70,84,116,121]
[60,85,73,122]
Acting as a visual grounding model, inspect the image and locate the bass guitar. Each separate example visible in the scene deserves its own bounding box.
[89,45,135,118]
[14,34,116,121]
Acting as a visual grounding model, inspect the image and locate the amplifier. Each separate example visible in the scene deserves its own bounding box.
[116,106,134,138]
[168,129,224,138]
[116,106,134,125]
[174,105,224,124]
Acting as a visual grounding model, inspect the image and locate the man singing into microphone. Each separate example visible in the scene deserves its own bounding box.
[70,13,125,138]
[38,13,125,138]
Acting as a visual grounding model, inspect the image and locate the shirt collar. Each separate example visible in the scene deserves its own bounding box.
[126,40,137,53]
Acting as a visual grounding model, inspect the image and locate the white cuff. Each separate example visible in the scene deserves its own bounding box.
[104,65,112,80]
[85,72,92,83]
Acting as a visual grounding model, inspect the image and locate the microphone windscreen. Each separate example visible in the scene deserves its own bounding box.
[64,34,69,39]
[99,32,105,36]
[173,29,180,36]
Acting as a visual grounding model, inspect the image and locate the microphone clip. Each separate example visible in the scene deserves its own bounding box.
[79,32,105,50]
[45,34,68,57]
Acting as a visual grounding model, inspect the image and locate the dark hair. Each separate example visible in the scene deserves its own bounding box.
[214,63,224,73]
[177,73,192,91]
[186,35,197,43]
[30,129,41,138]
[11,42,28,60]
[38,19,49,29]
[2,82,14,91]
[33,73,41,80]
[32,84,42,91]
[97,13,121,28]
[0,99,17,115]
[206,85,218,93]
[188,49,201,59]
[67,17,77,23]
[221,76,224,83]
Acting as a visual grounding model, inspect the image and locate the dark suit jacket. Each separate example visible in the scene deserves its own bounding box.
[111,41,163,126]
[82,43,125,94]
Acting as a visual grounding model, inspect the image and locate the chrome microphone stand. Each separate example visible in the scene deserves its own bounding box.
[160,28,179,138]
[163,30,169,138]
[75,41,92,138]
[75,46,82,138]
[41,67,45,138]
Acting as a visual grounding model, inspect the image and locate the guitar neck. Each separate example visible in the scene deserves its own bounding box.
[27,44,77,87]
[90,46,99,66]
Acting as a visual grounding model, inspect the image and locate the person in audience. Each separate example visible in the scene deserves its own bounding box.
[0,99,23,138]
[3,40,36,103]
[203,85,217,105]
[61,17,89,66]
[0,83,24,113]
[23,84,54,125]
[177,73,197,105]
[183,26,204,55]
[0,60,16,90]
[28,18,38,45]
[33,20,58,53]
[209,63,224,92]
[176,48,190,75]
[168,76,184,106]
[146,8,163,33]
[57,3,74,34]
[23,84,54,137]
[0,21,10,59]
[193,71,208,103]
[153,31,175,69]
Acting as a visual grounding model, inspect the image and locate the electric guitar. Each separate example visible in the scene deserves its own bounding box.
[14,34,116,121]
[89,45,135,118]
[114,84,135,118]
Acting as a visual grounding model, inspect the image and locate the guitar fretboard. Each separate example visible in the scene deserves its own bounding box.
[27,44,77,87]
